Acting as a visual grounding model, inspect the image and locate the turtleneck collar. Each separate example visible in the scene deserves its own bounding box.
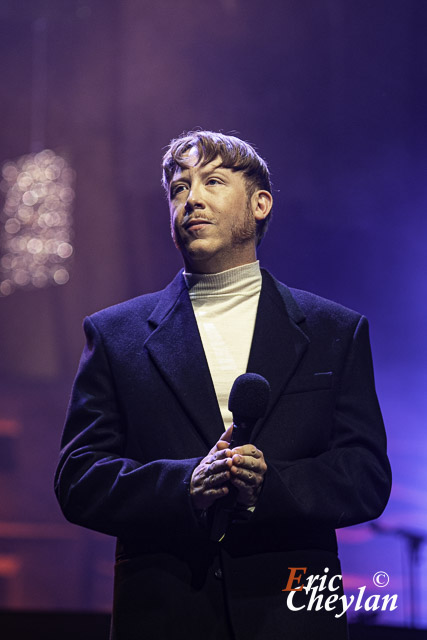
[183,261,261,297]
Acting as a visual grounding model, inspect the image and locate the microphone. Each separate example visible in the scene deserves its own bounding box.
[228,373,271,448]
[210,373,270,542]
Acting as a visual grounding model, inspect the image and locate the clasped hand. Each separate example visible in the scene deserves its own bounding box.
[190,424,267,511]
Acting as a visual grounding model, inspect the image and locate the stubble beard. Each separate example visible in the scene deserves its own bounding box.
[230,199,257,246]
[170,197,257,257]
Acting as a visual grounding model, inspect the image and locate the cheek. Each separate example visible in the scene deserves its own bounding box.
[169,206,180,226]
[169,210,179,237]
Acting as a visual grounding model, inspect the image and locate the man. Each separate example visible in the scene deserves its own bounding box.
[55,131,391,639]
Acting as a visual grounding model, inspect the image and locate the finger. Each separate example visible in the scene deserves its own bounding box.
[204,448,232,466]
[234,467,266,486]
[192,484,229,509]
[206,470,230,487]
[207,457,232,476]
[204,485,229,500]
[211,449,233,464]
[231,454,266,475]
[231,453,257,469]
[208,430,232,455]
[193,467,229,488]
[229,476,258,497]
[231,445,263,458]
[230,464,264,484]
[216,440,231,451]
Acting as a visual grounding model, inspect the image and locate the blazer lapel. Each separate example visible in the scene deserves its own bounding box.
[247,269,309,440]
[144,271,224,448]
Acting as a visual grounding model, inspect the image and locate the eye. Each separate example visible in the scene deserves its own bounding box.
[171,184,187,197]
[206,177,222,186]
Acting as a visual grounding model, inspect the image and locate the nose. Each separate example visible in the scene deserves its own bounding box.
[184,184,205,214]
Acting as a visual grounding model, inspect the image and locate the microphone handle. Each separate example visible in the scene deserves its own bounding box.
[228,419,252,448]
[210,420,253,542]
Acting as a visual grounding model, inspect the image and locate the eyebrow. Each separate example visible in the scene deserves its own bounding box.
[170,163,228,190]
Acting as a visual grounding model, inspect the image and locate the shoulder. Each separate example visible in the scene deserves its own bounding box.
[89,290,162,326]
[84,270,185,336]
[289,287,361,323]
[79,292,162,350]
[263,269,363,332]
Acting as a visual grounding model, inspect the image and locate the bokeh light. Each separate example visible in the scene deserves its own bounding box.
[0,150,75,296]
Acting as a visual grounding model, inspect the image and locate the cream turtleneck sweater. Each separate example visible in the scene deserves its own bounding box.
[184,261,262,427]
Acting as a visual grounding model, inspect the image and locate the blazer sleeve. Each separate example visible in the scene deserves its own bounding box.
[253,315,392,529]
[54,316,203,540]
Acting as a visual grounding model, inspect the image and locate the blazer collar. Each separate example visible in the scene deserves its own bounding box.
[145,271,225,448]
[144,268,309,447]
[247,269,309,440]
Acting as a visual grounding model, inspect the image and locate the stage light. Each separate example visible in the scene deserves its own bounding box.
[0,150,75,296]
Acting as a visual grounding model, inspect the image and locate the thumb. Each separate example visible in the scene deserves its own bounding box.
[219,423,234,443]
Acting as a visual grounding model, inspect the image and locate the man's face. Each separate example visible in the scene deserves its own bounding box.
[168,149,264,274]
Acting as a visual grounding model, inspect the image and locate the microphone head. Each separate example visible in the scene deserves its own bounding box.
[228,373,270,424]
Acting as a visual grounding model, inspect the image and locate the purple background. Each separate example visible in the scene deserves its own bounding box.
[0,0,426,627]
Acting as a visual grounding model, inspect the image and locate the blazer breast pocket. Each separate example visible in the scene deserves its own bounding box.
[260,372,335,458]
[284,371,334,394]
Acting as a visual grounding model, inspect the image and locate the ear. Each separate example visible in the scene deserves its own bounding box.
[251,190,273,222]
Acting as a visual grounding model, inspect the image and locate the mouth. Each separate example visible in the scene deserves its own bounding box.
[184,218,213,231]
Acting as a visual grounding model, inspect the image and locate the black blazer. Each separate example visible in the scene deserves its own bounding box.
[55,269,391,640]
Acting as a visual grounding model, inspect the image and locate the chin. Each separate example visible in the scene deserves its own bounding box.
[184,238,218,258]
[182,247,221,273]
